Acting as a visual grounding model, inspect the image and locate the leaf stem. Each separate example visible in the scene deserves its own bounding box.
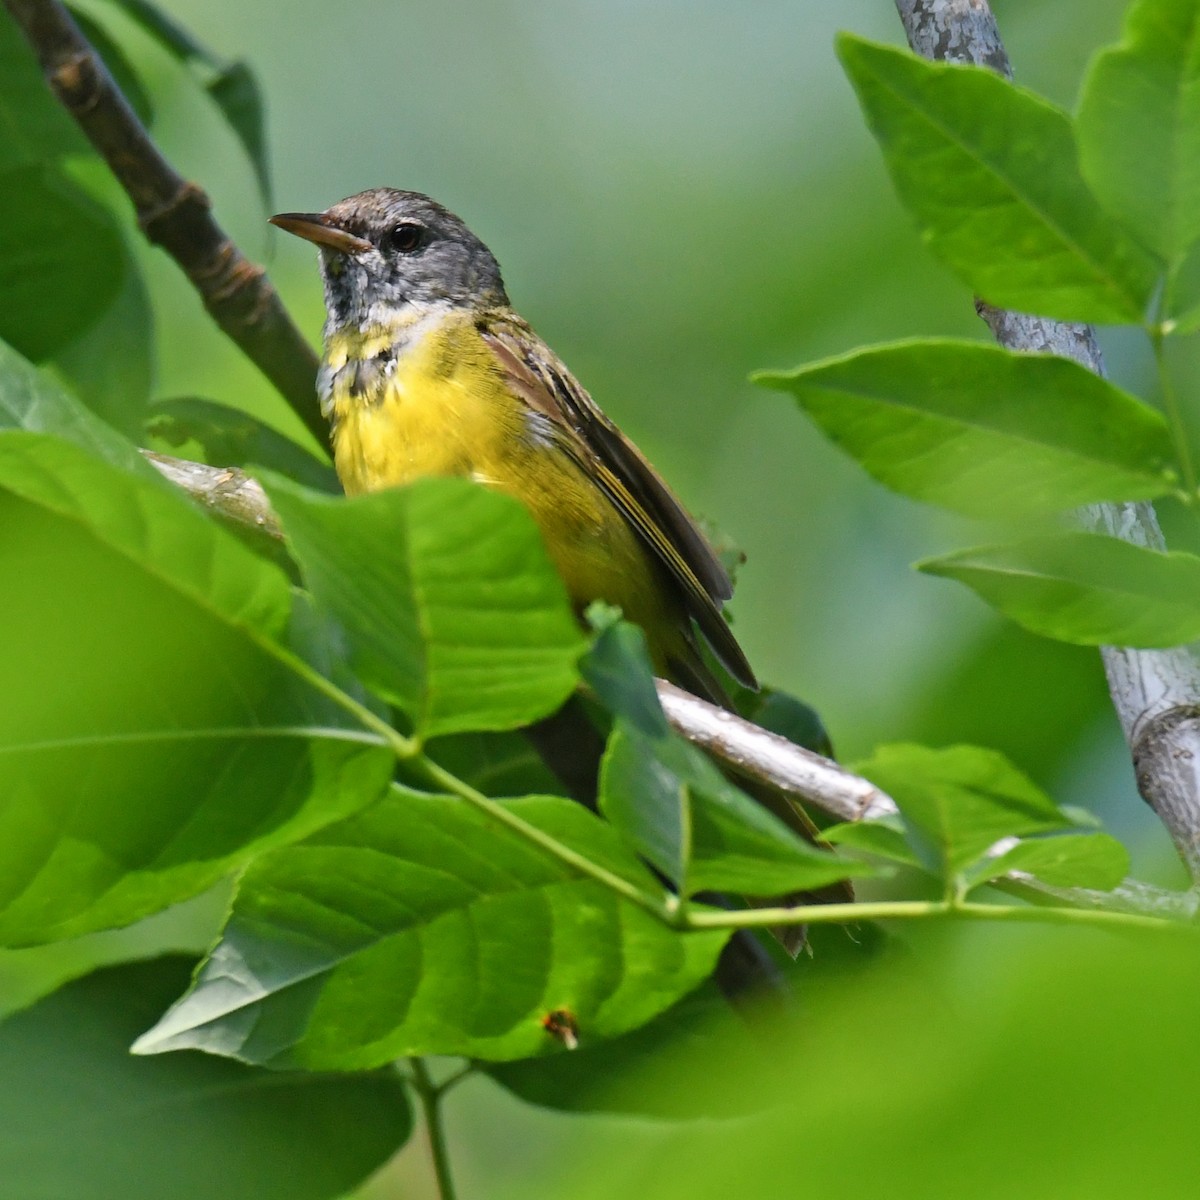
[253,618,1188,940]
[1150,327,1198,499]
[413,759,675,921]
[409,1058,458,1200]
[682,898,1183,934]
[254,632,675,923]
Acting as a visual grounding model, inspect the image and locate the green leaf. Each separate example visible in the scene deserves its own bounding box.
[755,340,1175,517]
[0,163,127,361]
[424,728,563,796]
[1077,0,1200,271]
[823,818,919,868]
[68,6,154,126]
[487,981,766,1119]
[918,532,1200,647]
[745,689,834,758]
[0,958,412,1200]
[0,338,146,471]
[964,831,1130,891]
[49,262,155,438]
[837,35,1160,324]
[133,789,726,1067]
[205,61,270,204]
[0,431,393,945]
[146,398,337,491]
[0,16,89,168]
[264,474,586,739]
[601,726,868,896]
[588,621,866,897]
[854,744,1070,879]
[100,0,271,201]
[581,612,670,738]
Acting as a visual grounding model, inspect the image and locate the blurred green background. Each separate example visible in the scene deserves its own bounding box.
[27,0,1192,1193]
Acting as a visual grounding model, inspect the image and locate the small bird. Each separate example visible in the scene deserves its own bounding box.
[271,189,755,705]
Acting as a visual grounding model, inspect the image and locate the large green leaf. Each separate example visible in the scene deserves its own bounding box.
[1077,0,1200,270]
[48,264,155,439]
[0,431,393,946]
[0,338,145,470]
[756,340,1175,516]
[918,532,1200,647]
[264,474,586,739]
[95,0,271,201]
[854,743,1071,881]
[146,397,337,491]
[544,934,1200,1200]
[0,958,412,1200]
[488,981,765,1119]
[587,622,866,897]
[133,789,726,1067]
[0,164,127,361]
[0,15,89,168]
[601,726,868,897]
[837,35,1160,324]
[963,831,1130,892]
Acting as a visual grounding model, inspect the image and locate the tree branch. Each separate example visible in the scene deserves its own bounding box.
[3,0,326,447]
[655,681,895,821]
[894,0,1200,884]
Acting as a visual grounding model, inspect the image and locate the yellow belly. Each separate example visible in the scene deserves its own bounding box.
[324,317,683,654]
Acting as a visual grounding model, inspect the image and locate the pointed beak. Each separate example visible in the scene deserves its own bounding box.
[269,211,373,255]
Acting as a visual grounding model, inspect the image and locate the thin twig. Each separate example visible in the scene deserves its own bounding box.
[408,1058,458,1200]
[894,0,1200,884]
[142,451,281,537]
[655,680,895,821]
[3,0,326,446]
[683,897,1185,935]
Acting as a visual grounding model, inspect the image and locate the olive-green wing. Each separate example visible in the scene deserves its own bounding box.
[481,314,756,689]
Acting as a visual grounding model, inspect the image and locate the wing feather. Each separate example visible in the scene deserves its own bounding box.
[481,315,756,689]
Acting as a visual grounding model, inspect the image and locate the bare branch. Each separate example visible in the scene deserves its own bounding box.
[895,0,1200,884]
[3,0,325,447]
[142,451,280,539]
[655,681,896,822]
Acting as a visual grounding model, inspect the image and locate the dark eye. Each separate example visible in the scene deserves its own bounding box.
[384,222,425,254]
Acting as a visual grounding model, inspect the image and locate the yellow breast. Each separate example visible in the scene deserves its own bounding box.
[320,312,685,658]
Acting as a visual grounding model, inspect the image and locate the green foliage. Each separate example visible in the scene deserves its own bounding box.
[538,928,1200,1199]
[1076,0,1200,275]
[0,163,127,361]
[0,338,145,468]
[0,957,412,1199]
[133,789,727,1067]
[94,0,272,201]
[836,34,1160,325]
[2,1,1199,1197]
[0,428,393,946]
[853,744,1129,893]
[589,621,870,896]
[918,532,1200,646]
[146,397,338,489]
[756,339,1176,516]
[265,474,587,738]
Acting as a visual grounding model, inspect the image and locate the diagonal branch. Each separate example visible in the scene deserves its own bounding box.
[3,0,325,446]
[894,0,1200,884]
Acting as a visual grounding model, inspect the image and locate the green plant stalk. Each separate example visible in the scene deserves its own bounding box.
[248,630,1185,940]
[682,898,1182,934]
[409,1058,457,1200]
[1150,326,1198,499]
[260,636,676,920]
